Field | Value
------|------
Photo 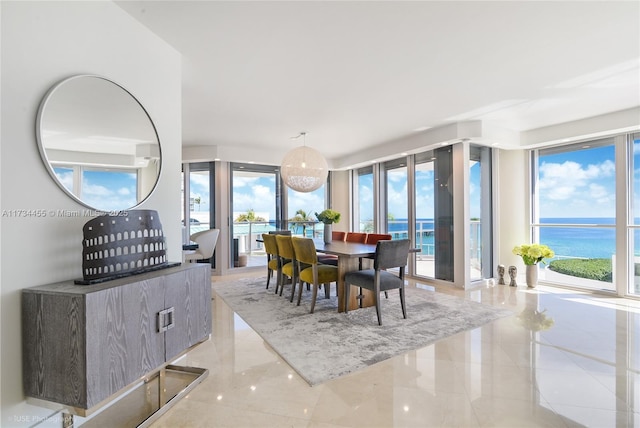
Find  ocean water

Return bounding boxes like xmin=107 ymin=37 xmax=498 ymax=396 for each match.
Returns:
xmin=387 ymin=217 xmax=628 ymax=260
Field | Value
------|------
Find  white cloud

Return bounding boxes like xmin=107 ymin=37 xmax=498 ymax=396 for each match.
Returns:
xmin=539 ymin=159 xmax=615 ymax=201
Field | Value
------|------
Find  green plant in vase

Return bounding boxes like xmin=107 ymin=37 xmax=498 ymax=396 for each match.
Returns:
xmin=315 ymin=209 xmax=341 ymax=244
xmin=512 ymin=243 xmax=554 ymax=288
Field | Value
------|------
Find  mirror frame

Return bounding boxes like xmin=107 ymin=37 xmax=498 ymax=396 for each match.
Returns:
xmin=36 ymin=75 xmax=162 ymax=212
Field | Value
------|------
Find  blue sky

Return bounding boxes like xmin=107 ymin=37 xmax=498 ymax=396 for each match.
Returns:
xmin=538 ymin=145 xmax=616 ymax=218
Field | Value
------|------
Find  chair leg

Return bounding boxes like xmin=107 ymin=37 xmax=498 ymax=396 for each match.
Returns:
xmin=290 ymin=277 xmax=297 ymax=302
xmin=297 ymin=279 xmax=304 ymax=306
xmin=277 ymin=270 xmax=284 ymax=295
xmin=274 ymin=268 xmax=282 ymax=295
xmin=266 ymin=269 xmax=272 ymax=289
xmin=324 ymin=283 xmax=330 ymax=299
xmin=400 ymin=287 xmax=407 ymax=319
xmin=310 ymin=284 xmax=319 ymax=313
xmin=374 ymin=293 xmax=382 ymax=326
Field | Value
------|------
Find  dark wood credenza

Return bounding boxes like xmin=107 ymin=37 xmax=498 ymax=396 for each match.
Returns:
xmin=22 ymin=263 xmax=211 ymax=424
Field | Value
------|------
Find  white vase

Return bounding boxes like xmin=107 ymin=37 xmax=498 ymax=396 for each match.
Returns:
xmin=324 ymin=224 xmax=332 ymax=244
xmin=526 ymin=264 xmax=538 ymax=288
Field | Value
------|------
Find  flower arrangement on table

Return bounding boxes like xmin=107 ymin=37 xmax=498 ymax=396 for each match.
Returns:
xmin=512 ymin=243 xmax=555 ymax=265
xmin=315 ymin=209 xmax=341 ymax=224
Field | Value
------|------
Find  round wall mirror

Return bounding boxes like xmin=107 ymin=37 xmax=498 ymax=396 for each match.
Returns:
xmin=36 ymin=75 xmax=162 ymax=212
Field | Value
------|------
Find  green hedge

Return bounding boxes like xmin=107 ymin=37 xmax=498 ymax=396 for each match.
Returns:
xmin=548 ymin=258 xmax=612 ymax=282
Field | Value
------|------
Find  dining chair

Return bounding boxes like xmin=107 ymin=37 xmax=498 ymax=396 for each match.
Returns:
xmin=361 ymin=233 xmax=392 ymax=270
xmin=261 ymin=233 xmax=281 ymax=291
xmin=345 ymin=232 xmax=367 ymax=243
xmin=344 ymin=239 xmax=410 ymax=325
xmin=183 ymin=228 xmax=220 ymax=263
xmin=291 ymin=237 xmax=339 ymax=313
xmin=331 ymin=231 xmax=346 ymax=241
xmin=275 ymin=234 xmax=299 ymax=301
xmin=269 ymin=230 xmax=292 ymax=236
xmin=365 ymin=233 xmax=392 ymax=245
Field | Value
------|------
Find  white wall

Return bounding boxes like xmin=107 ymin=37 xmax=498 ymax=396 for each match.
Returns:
xmin=330 ymin=170 xmax=350 ymax=233
xmin=495 ymin=149 xmax=529 ymax=273
xmin=0 ymin=2 xmax=181 ymax=425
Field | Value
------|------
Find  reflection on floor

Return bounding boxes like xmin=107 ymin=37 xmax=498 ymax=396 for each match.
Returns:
xmin=151 ymin=271 xmax=639 ymax=428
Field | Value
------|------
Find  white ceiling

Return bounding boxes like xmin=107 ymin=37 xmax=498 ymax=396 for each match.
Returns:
xmin=116 ymin=1 xmax=640 ymax=167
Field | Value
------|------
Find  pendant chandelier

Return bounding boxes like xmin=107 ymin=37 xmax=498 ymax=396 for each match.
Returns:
xmin=280 ymin=132 xmax=328 ymax=193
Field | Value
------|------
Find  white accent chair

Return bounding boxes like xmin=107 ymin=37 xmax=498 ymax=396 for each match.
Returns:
xmin=184 ymin=229 xmax=220 ymax=263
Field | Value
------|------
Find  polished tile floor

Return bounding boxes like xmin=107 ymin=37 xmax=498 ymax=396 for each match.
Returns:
xmin=152 ymin=271 xmax=640 ymax=428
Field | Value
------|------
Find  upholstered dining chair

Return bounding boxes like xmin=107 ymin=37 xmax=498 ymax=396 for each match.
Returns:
xmin=261 ymin=233 xmax=281 ymax=291
xmin=291 ymin=237 xmax=339 ymax=313
xmin=269 ymin=230 xmax=292 ymax=236
xmin=345 ymin=232 xmax=367 ymax=243
xmin=183 ymin=228 xmax=220 ymax=263
xmin=331 ymin=231 xmax=346 ymax=241
xmin=344 ymin=239 xmax=410 ymax=325
xmin=275 ymin=234 xmax=298 ymax=301
xmin=365 ymin=233 xmax=392 ymax=245
xmin=361 ymin=233 xmax=393 ymax=270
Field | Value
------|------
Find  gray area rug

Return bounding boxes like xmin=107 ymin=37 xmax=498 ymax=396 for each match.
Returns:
xmin=212 ymin=277 xmax=513 ymax=386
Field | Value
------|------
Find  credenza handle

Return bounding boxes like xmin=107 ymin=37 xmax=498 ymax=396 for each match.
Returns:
xmin=166 ymin=307 xmax=175 ymax=330
xmin=158 ymin=307 xmax=176 ymax=332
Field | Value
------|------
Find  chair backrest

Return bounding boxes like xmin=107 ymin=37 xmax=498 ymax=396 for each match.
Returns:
xmin=190 ymin=228 xmax=220 ymax=259
xmin=374 ymin=239 xmax=410 ymax=271
xmin=365 ymin=233 xmax=392 ymax=245
xmin=291 ymin=237 xmax=318 ymax=265
xmin=331 ymin=231 xmax=346 ymax=241
xmin=275 ymin=234 xmax=295 ymax=260
xmin=345 ymin=232 xmax=367 ymax=243
xmin=269 ymin=230 xmax=292 ymax=236
xmin=262 ymin=233 xmax=278 ymax=256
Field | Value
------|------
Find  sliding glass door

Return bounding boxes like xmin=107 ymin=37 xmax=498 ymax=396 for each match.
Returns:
xmin=354 ymin=166 xmax=374 ymax=233
xmin=230 ymin=163 xmax=280 ymax=268
xmin=629 ymin=132 xmax=640 ymax=296
xmin=414 ymin=152 xmax=435 ymax=278
xmin=469 ymin=145 xmax=492 ymax=281
xmin=382 ymin=158 xmax=408 ymax=239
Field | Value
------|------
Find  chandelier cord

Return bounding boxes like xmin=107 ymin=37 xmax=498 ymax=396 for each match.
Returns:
xmin=291 ymin=131 xmax=307 ymax=146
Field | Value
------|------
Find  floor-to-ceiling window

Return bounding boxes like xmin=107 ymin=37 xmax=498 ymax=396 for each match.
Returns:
xmin=183 ymin=162 xmax=214 ymax=234
xmin=351 ymin=147 xmax=458 ymax=283
xmin=414 ymin=152 xmax=435 ymax=278
xmin=230 ymin=163 xmax=280 ymax=268
xmin=629 ymin=132 xmax=640 ymax=296
xmin=469 ymin=145 xmax=492 ymax=281
xmin=532 ymin=139 xmax=616 ymax=292
xmin=354 ymin=166 xmax=374 ymax=233
xmin=181 ymin=161 xmax=216 ymax=268
xmin=382 ymin=158 xmax=408 ymax=239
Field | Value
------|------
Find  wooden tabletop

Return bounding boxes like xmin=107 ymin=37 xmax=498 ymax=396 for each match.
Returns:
xmin=312 ymin=239 xmax=377 ymax=258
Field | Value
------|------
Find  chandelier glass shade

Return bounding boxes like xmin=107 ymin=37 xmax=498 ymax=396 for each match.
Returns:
xmin=280 ymin=144 xmax=328 ymax=193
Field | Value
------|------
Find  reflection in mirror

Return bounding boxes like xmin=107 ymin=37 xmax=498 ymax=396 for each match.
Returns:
xmin=37 ymin=75 xmax=161 ymax=211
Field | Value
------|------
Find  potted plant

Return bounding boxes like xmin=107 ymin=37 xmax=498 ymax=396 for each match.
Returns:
xmin=512 ymin=243 xmax=555 ymax=288
xmin=315 ymin=209 xmax=341 ymax=243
